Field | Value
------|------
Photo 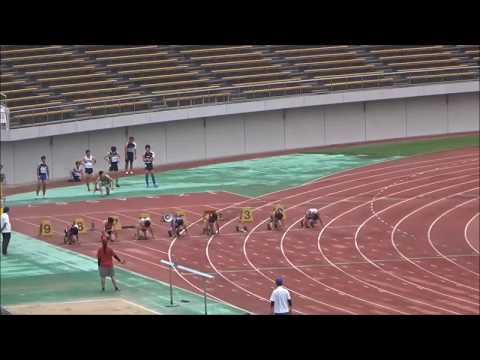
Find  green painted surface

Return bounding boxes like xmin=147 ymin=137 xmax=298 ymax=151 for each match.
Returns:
xmin=0 ymin=232 xmax=247 ymax=315
xmin=302 ymin=134 xmax=479 ymax=157
xmin=6 ymin=153 xmax=400 ymax=206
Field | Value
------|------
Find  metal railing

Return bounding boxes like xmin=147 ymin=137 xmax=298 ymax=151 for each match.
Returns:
xmin=6 ymin=65 xmax=479 ymax=128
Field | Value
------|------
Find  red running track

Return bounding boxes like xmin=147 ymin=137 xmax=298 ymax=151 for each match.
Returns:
xmin=10 ymin=147 xmax=480 ymax=314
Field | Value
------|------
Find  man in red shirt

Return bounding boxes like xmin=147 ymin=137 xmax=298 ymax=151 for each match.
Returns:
xmin=97 ymin=233 xmax=125 ymax=291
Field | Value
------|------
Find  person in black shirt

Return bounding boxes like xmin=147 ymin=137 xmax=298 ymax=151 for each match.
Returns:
xmin=36 ymin=156 xmax=49 ymax=198
xmin=124 ymin=136 xmax=137 ymax=175
xmin=105 ymin=146 xmax=120 ymax=187
xmin=143 ymin=145 xmax=158 ymax=188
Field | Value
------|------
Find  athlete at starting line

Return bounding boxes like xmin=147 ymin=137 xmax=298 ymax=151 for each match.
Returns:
xmin=267 ymin=207 xmax=284 ymax=230
xmin=104 ymin=217 xmax=118 ymax=242
xmin=94 ymin=171 xmax=113 ymax=196
xmin=300 ymin=208 xmax=324 ymax=228
xmin=64 ymin=222 xmax=79 ymax=245
xmin=136 ymin=217 xmax=154 ymax=240
xmin=166 ymin=213 xmax=187 ymax=237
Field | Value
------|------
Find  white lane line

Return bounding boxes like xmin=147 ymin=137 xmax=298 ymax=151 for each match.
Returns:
xmin=428 ymin=198 xmax=479 ymax=276
xmin=276 ymin=170 xmax=479 ymax=313
xmin=221 ymin=190 xmax=255 ymax=199
xmin=119 ymin=298 xmax=162 ymax=315
xmin=209 ymin=157 xmax=477 ymax=313
xmin=316 ymin=173 xmax=478 ymax=314
xmin=387 ymin=186 xmax=480 ymax=294
xmin=213 ymin=254 xmax=479 ymax=274
xmin=169 ymin=152 xmax=475 ymax=313
xmin=464 ymin=213 xmax=480 ymax=254
xmin=80 ymin=213 xmax=170 ymax=255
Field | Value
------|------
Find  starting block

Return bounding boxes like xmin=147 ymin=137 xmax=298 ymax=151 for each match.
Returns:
xmin=176 ymin=210 xmax=188 ymax=225
xmin=39 ymin=220 xmax=53 ymax=236
xmin=175 ymin=210 xmax=186 ymax=217
xmin=139 ymin=213 xmax=150 ymax=220
xmin=74 ymin=218 xmax=87 ymax=234
xmin=111 ymin=216 xmax=122 ymax=231
xmin=236 ymin=225 xmax=249 ymax=233
xmin=240 ymin=207 xmax=253 ymax=224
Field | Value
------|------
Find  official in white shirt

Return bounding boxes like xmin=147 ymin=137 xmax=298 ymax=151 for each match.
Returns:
xmin=1 ymin=207 xmax=12 ymax=256
xmin=270 ymin=277 xmax=292 ymax=315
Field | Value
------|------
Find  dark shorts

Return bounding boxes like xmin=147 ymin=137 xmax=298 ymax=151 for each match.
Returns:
xmin=144 ymin=163 xmax=153 ymax=171
xmin=109 ymin=163 xmax=119 ymax=172
xmin=85 ymin=168 xmax=94 ymax=175
xmin=126 ymin=153 xmax=134 ymax=162
xmin=175 ymin=219 xmax=184 ymax=227
xmin=275 ymin=213 xmax=283 ymax=221
xmin=106 ymin=230 xmax=113 ymax=236
xmin=38 ymin=173 xmax=48 ymax=182
xmin=99 ymin=266 xmax=115 ymax=278
xmin=70 ymin=227 xmax=79 ymax=236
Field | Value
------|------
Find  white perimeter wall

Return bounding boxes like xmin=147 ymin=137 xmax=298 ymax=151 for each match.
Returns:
xmin=2 ymin=93 xmax=478 ymax=185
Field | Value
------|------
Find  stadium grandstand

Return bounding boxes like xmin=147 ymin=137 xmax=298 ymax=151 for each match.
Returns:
xmin=1 ymin=45 xmax=479 ymax=128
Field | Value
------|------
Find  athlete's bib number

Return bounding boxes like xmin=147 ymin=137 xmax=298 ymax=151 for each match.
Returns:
xmin=240 ymin=208 xmax=253 ymax=223
xmin=40 ymin=220 xmax=53 ymax=236
xmin=74 ymin=218 xmax=86 ymax=233
xmin=111 ymin=216 xmax=122 ymax=231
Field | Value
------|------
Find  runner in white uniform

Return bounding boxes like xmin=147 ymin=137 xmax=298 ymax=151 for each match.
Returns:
xmin=82 ymin=149 xmax=96 ymax=192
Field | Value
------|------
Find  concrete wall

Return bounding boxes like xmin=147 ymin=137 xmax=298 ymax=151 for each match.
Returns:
xmin=1 ymin=92 xmax=478 ymax=185
xmin=245 ymin=111 xmax=284 ymax=153
xmin=365 ymin=99 xmax=406 ymax=141
xmin=206 ymin=114 xmax=245 ymax=158
xmin=406 ymin=95 xmax=448 ymax=136
xmin=447 ymin=92 xmax=480 ymax=133
xmin=285 ymin=107 xmax=325 ymax=149
xmin=325 ymin=102 xmax=365 ymax=145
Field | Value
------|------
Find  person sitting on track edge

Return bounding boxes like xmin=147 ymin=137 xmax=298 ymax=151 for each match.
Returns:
xmin=267 ymin=207 xmax=284 ymax=230
xmin=104 ymin=217 xmax=117 ymax=242
xmin=300 ymin=208 xmax=323 ymax=229
xmin=64 ymin=222 xmax=80 ymax=245
xmin=136 ymin=217 xmax=154 ymax=240
xmin=168 ymin=214 xmax=187 ymax=237
xmin=94 ymin=171 xmax=113 ymax=196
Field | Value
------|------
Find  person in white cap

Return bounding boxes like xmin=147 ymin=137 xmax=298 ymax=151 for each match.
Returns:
xmin=270 ymin=277 xmax=292 ymax=315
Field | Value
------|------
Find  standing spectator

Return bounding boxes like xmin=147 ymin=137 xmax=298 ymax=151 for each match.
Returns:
xmin=36 ymin=155 xmax=49 ymax=198
xmin=124 ymin=136 xmax=137 ymax=175
xmin=1 ymin=207 xmax=12 ymax=256
xmin=270 ymin=277 xmax=292 ymax=315
xmin=97 ymin=233 xmax=125 ymax=291
xmin=142 ymin=144 xmax=158 ymax=188
xmin=105 ymin=146 xmax=121 ymax=187
xmin=82 ymin=149 xmax=96 ymax=192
